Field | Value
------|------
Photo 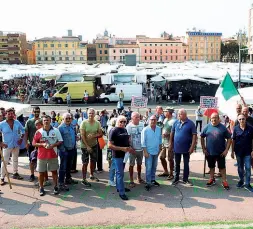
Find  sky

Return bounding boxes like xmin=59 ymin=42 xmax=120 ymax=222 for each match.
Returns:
xmin=0 ymin=0 xmax=252 ymax=42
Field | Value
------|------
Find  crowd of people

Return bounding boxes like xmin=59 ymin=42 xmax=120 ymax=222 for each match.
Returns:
xmin=0 ymin=103 xmax=253 ymax=201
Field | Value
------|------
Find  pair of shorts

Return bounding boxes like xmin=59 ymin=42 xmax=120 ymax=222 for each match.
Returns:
xmin=27 ymin=145 xmax=35 ymax=161
xmin=81 ymin=145 xmax=98 ymax=164
xmin=207 ymin=155 xmax=226 ymax=169
xmin=129 ymin=150 xmax=143 ymax=166
xmin=37 ymin=158 xmax=59 ymax=173
xmin=160 ymin=146 xmax=174 ymax=161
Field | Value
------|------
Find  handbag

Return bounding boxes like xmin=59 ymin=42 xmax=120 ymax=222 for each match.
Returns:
xmin=98 ymin=137 xmax=106 ymax=149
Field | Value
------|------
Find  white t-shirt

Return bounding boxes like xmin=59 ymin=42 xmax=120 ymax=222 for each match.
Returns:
xmin=84 ymin=92 xmax=89 ymax=98
xmin=178 ymin=91 xmax=182 ymax=98
xmin=126 ymin=122 xmax=144 ymax=151
xmin=195 ymin=109 xmax=203 ymax=121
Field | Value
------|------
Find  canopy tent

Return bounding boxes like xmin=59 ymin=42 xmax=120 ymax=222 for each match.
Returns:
xmin=0 ymin=101 xmax=30 ymax=116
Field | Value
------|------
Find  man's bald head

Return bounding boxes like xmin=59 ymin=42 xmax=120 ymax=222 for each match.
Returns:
xmin=242 ymin=106 xmax=249 ymax=118
xmin=178 ymin=109 xmax=187 ymax=121
xmin=236 ymin=104 xmax=242 ymax=115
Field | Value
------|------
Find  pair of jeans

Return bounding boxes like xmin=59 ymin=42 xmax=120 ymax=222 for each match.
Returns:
xmin=114 ymin=157 xmax=125 ymax=195
xmin=71 ymin=148 xmax=77 ymax=171
xmin=96 ymin=148 xmax=103 ymax=171
xmin=59 ymin=150 xmax=74 ymax=184
xmin=175 ymin=153 xmax=190 ymax=181
xmin=195 ymin=120 xmax=202 ymax=132
xmin=145 ymin=154 xmax=158 ymax=185
xmin=236 ymin=155 xmax=251 ymax=186
xmin=109 ymin=158 xmax=116 ymax=182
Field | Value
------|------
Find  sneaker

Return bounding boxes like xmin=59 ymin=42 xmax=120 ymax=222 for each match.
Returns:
xmin=70 ymin=170 xmax=78 ymax=173
xmin=90 ymin=176 xmax=99 ymax=182
xmin=117 ymin=188 xmax=131 ymax=192
xmin=119 ymin=194 xmax=129 ymax=200
xmin=0 ymin=178 xmax=5 ymax=186
xmin=39 ymin=187 xmax=45 ymax=196
xmin=222 ymin=181 xmax=230 ymax=190
xmin=183 ymin=180 xmax=193 ymax=186
xmin=108 ymin=180 xmax=116 ymax=187
xmin=12 ymin=173 xmax=23 ymax=180
xmin=244 ymin=184 xmax=253 ymax=192
xmin=145 ymin=184 xmax=151 ymax=191
xmin=43 ymin=180 xmax=51 ymax=186
xmin=65 ymin=178 xmax=78 ymax=185
xmin=53 ymin=186 xmax=59 ymax=195
xmin=151 ymin=180 xmax=160 ymax=187
xmin=206 ymin=178 xmax=216 ymax=187
xmin=81 ymin=179 xmax=91 ymax=187
xmin=29 ymin=174 xmax=35 ymax=182
xmin=59 ymin=184 xmax=70 ymax=192
xmin=97 ymin=170 xmax=103 ymax=174
xmin=172 ymin=178 xmax=179 ymax=186
xmin=236 ymin=181 xmax=244 ymax=189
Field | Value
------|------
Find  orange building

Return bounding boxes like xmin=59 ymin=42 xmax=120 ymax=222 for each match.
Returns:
xmin=27 ymin=41 xmax=36 ymax=64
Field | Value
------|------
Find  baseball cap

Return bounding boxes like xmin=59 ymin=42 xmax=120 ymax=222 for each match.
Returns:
xmin=164 ymin=107 xmax=174 ymax=113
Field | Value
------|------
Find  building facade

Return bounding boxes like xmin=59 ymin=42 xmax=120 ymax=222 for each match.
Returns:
xmin=95 ymin=38 xmax=109 ymax=63
xmin=87 ymin=44 xmax=96 ymax=64
xmin=34 ymin=37 xmax=87 ymax=64
xmin=0 ymin=31 xmax=27 ymax=64
xmin=137 ymin=38 xmax=188 ymax=63
xmin=27 ymin=41 xmax=36 ymax=65
xmin=185 ymin=31 xmax=222 ymax=62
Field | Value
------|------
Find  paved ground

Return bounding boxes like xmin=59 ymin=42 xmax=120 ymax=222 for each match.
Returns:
xmin=0 ymin=146 xmax=253 ymax=229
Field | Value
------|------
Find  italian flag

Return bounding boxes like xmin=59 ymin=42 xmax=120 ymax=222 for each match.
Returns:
xmin=215 ymin=72 xmax=241 ymax=120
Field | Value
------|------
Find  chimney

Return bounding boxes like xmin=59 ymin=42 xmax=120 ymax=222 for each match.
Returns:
xmin=78 ymin=35 xmax=82 ymax=41
xmin=67 ymin=30 xmax=73 ymax=36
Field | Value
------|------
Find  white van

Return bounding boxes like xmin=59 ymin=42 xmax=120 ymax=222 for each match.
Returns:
xmin=99 ymin=84 xmax=143 ymax=103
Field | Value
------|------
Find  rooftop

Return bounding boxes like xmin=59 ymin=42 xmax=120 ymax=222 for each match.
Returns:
xmin=138 ymin=38 xmax=183 ymax=43
xmin=34 ymin=36 xmax=81 ymax=42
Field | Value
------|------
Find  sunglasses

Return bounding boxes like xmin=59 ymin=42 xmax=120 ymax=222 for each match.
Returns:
xmin=34 ymin=111 xmax=40 ymax=113
xmin=238 ymin=118 xmax=245 ymax=121
xmin=65 ymin=117 xmax=71 ymax=120
xmin=120 ymin=120 xmax=126 ymax=124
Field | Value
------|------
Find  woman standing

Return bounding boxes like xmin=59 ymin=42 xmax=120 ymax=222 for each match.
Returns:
xmin=108 ymin=115 xmax=135 ymax=200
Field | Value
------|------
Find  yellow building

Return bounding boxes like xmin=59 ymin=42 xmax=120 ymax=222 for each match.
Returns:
xmin=185 ymin=31 xmax=222 ymax=62
xmin=34 ymin=36 xmax=87 ymax=64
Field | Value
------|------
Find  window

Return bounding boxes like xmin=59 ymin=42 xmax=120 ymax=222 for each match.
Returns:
xmin=123 ymin=49 xmax=125 ymax=53
xmin=45 ymin=51 xmax=47 ymax=55
xmin=145 ymin=56 xmax=147 ymax=60
xmin=113 ymin=49 xmax=116 ymax=53
xmin=73 ymin=57 xmax=75 ymax=61
xmin=51 ymin=57 xmax=55 ymax=61
xmin=184 ymin=56 xmax=186 ymax=60
xmin=104 ymin=50 xmax=108 ymax=54
xmin=155 ymin=56 xmax=157 ymax=60
xmin=38 ymin=51 xmax=40 ymax=55
xmin=184 ymin=49 xmax=186 ymax=53
xmin=150 ymin=56 xmax=152 ymax=60
xmin=66 ymin=51 xmax=68 ymax=55
xmin=171 ymin=56 xmax=173 ymax=61
xmin=196 ymin=43 xmax=198 ymax=47
xmin=73 ymin=51 xmax=75 ymax=55
xmin=145 ymin=49 xmax=147 ymax=53
xmin=45 ymin=57 xmax=48 ymax=61
xmin=176 ymin=49 xmax=178 ymax=53
xmin=196 ymin=50 xmax=198 ymax=54
xmin=72 ymin=44 xmax=74 ymax=48
xmin=59 ymin=51 xmax=61 ymax=55
xmin=126 ymin=49 xmax=128 ymax=53
xmin=44 ymin=44 xmax=48 ymax=48
xmin=211 ymin=43 xmax=213 ymax=47
xmin=114 ymin=56 xmax=116 ymax=60
xmin=166 ymin=56 xmax=168 ymax=60
xmin=80 ymin=57 xmax=84 ymax=61
xmin=120 ymin=49 xmax=122 ymax=53
xmin=150 ymin=44 xmax=152 ymax=46
xmin=144 ymin=44 xmax=147 ymax=46
xmin=59 ymin=87 xmax=68 ymax=94
xmin=166 ymin=50 xmax=168 ymax=53
xmin=81 ymin=51 xmax=83 ymax=55
xmin=216 ymin=49 xmax=218 ymax=53
xmin=160 ymin=50 xmax=162 ymax=54
xmin=59 ymin=57 xmax=62 ymax=61
xmin=98 ymin=44 xmax=102 ymax=48
xmin=105 ymin=56 xmax=108 ymax=61
xmin=38 ymin=44 xmax=40 ymax=48
xmin=170 ymin=50 xmax=173 ymax=53
xmin=65 ymin=57 xmax=69 ymax=61
xmin=160 ymin=44 xmax=162 ymax=46
xmin=37 ymin=57 xmax=41 ymax=61
xmin=100 ymin=57 xmax=102 ymax=61
xmin=190 ymin=50 xmax=192 ymax=53
xmin=99 ymin=50 xmax=102 ymax=54
xmin=52 ymin=51 xmax=54 ymax=55
xmin=51 ymin=44 xmax=54 ymax=48
xmin=155 ymin=49 xmax=157 ymax=53
xmin=65 ymin=44 xmax=68 ymax=48
xmin=155 ymin=44 xmax=157 ymax=46
xmin=132 ymin=49 xmax=134 ymax=53
xmin=58 ymin=44 xmax=61 ymax=48
xmin=150 ymin=50 xmax=152 ymax=53
xmin=176 ymin=56 xmax=178 ymax=60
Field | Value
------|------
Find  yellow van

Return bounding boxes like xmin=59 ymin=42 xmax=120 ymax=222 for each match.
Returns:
xmin=52 ymin=82 xmax=95 ymax=104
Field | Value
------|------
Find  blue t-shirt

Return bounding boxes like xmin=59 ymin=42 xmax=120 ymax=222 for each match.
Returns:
xmin=171 ymin=118 xmax=197 ymax=154
xmin=201 ymin=123 xmax=231 ymax=156
xmin=232 ymin=124 xmax=253 ymax=157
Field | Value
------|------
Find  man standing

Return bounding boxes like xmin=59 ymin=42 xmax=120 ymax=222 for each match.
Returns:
xmin=158 ymin=107 xmax=176 ymax=180
xmin=169 ymin=109 xmax=197 ymax=186
xmin=178 ymin=90 xmax=182 ymax=104
xmin=0 ymin=108 xmax=25 ymax=185
xmin=126 ymin=107 xmax=133 ymax=122
xmin=119 ymin=90 xmax=124 ymax=102
xmin=80 ymin=108 xmax=103 ymax=187
xmin=201 ymin=113 xmax=231 ymax=190
xmin=43 ymin=90 xmax=49 ymax=104
xmin=84 ymin=90 xmax=89 ymax=104
xmin=66 ymin=92 xmax=71 ymax=107
xmin=58 ymin=113 xmax=78 ymax=191
xmin=25 ymin=106 xmax=41 ymax=182
xmin=155 ymin=106 xmax=165 ymax=123
xmin=141 ymin=115 xmax=162 ymax=191
xmin=231 ymin=114 xmax=253 ymax=192
xmin=32 ymin=115 xmax=63 ymax=196
xmin=126 ymin=112 xmax=145 ymax=188
xmin=195 ymin=106 xmax=204 ymax=132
